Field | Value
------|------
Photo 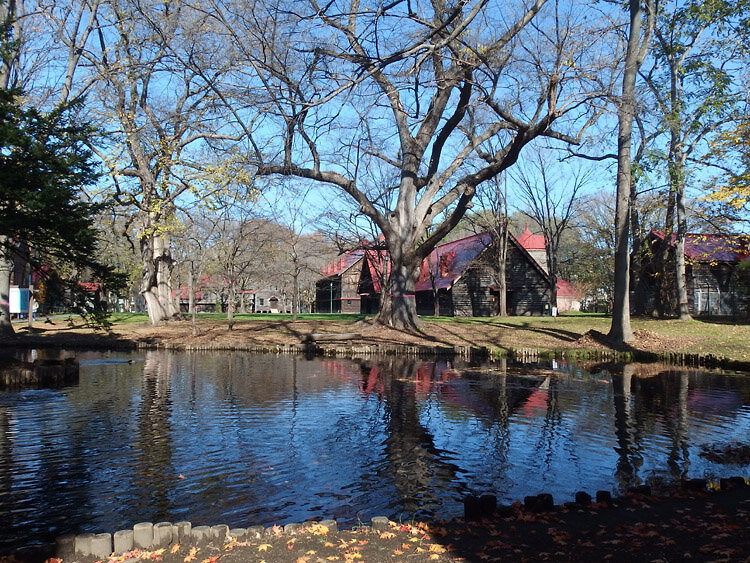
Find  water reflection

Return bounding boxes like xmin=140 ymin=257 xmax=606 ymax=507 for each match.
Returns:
xmin=0 ymin=351 xmax=748 ymax=555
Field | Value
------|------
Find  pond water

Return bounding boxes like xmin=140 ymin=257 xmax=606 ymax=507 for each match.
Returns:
xmin=1 ymin=350 xmax=749 ymax=554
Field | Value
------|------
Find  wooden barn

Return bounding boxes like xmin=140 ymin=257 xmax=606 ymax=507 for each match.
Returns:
xmin=315 ymin=231 xmax=556 ymax=317
xmin=639 ymin=231 xmax=750 ymax=316
xmin=315 ymin=249 xmax=370 ymax=314
xmin=414 ymin=232 xmax=552 ymax=316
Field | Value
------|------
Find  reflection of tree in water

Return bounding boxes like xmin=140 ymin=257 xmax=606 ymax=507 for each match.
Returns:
xmin=612 ymin=368 xmax=644 ymax=489
xmin=373 ymin=358 xmax=463 ymax=520
xmin=134 ymin=351 xmax=176 ymax=520
xmin=530 ymin=376 xmax=564 ymax=469
xmin=363 ymin=358 xmax=546 ymax=520
xmin=632 ymin=369 xmax=690 ymax=481
xmin=0 ymin=406 xmax=12 ymax=550
xmin=611 ymin=365 xmax=692 ymax=489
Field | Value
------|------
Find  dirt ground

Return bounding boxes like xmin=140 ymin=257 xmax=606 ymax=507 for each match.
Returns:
xmin=6 ymin=316 xmax=690 ymax=359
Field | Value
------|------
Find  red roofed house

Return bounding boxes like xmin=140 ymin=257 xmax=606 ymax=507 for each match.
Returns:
xmin=316 ymin=230 xmax=562 ymax=316
xmin=414 ymin=232 xmax=552 ymax=316
xmin=315 ymin=249 xmax=372 ymax=313
xmin=515 ymin=226 xmax=581 ymax=312
xmin=641 ymin=231 xmax=750 ymax=316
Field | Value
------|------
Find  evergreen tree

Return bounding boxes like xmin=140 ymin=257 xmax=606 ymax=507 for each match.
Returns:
xmin=0 ymin=89 xmax=118 ymax=334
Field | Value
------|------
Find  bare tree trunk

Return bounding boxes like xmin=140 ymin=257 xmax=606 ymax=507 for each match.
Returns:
xmin=629 ymin=175 xmax=645 ymax=315
xmin=656 ymin=185 xmax=676 ymax=316
xmin=227 ymin=280 xmax=235 ymax=330
xmin=609 ymin=0 xmax=652 ymax=344
xmin=292 ymin=264 xmax=300 ymax=321
xmin=675 ymin=182 xmax=691 ymax=319
xmin=496 ymin=181 xmax=509 ymax=317
xmin=141 ymin=229 xmax=178 ymax=325
xmin=189 ymin=266 xmax=197 ymax=336
xmin=375 ymin=254 xmax=420 ymax=331
xmin=0 ymin=241 xmax=13 ymax=336
xmin=670 ymin=134 xmax=691 ymax=320
xmin=496 ymin=235 xmax=508 ymax=316
xmin=546 ymin=246 xmax=558 ymax=313
xmin=188 ymin=263 xmax=195 ymax=317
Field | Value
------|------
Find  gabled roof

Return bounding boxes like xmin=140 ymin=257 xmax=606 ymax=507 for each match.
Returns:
xmin=322 ymin=249 xmax=366 ymax=277
xmin=416 ymin=232 xmax=494 ymax=291
xmin=320 ymin=230 xmax=571 ymax=294
xmin=516 ymin=225 xmax=546 ymax=251
xmin=363 ymin=249 xmax=388 ymax=293
xmin=651 ymin=231 xmax=750 ymax=263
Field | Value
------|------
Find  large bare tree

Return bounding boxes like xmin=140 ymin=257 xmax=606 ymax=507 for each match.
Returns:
xmin=206 ymin=0 xmax=615 ymax=329
xmin=43 ymin=0 xmax=240 ymax=325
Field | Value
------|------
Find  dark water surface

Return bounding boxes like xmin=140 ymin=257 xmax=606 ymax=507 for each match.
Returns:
xmin=1 ymin=350 xmax=749 ymax=553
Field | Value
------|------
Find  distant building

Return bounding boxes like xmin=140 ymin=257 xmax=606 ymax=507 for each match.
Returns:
xmin=175 ymin=277 xmax=292 ymax=313
xmin=639 ymin=231 xmax=750 ymax=316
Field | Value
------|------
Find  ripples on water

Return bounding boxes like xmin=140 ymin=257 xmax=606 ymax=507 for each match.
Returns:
xmin=0 ymin=351 xmax=749 ymax=554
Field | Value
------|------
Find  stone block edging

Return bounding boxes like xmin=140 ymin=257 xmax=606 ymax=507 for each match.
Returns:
xmin=53 ymin=475 xmax=749 ymax=562
xmin=55 ymin=518 xmax=343 ymax=561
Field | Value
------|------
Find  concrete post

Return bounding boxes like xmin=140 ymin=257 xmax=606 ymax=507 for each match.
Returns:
xmin=114 ymin=529 xmax=134 ymax=554
xmin=133 ymin=522 xmax=154 ymax=549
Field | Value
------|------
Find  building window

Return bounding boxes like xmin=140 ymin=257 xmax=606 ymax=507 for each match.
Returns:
xmin=259 ymin=298 xmax=264 ymax=306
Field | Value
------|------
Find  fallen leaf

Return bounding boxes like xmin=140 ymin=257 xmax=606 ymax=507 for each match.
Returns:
xmin=170 ymin=544 xmax=180 ymax=554
xmin=308 ymin=523 xmax=329 ymax=535
xmin=258 ymin=544 xmax=272 ymax=552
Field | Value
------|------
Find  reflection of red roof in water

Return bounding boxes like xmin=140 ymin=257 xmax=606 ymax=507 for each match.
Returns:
xmin=522 ymin=377 xmax=551 ymax=416
xmin=522 ymin=389 xmax=549 ymax=416
xmin=687 ymin=389 xmax=743 ymax=413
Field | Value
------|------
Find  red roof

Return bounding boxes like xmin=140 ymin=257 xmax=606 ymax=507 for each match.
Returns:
xmin=322 ymin=249 xmax=367 ymax=276
xmin=651 ymin=231 xmax=750 ymax=263
xmin=416 ymin=232 xmax=493 ymax=291
xmin=516 ymin=226 xmax=546 ymax=251
xmin=556 ymin=279 xmax=580 ymax=298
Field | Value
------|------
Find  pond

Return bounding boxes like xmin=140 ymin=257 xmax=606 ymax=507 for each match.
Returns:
xmin=1 ymin=350 xmax=749 ymax=554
